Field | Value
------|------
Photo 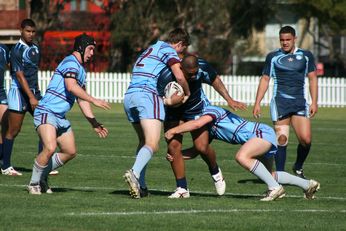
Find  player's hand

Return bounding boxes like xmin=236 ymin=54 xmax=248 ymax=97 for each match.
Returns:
xmin=94 ymin=125 xmax=108 ymax=138
xmin=164 ymin=92 xmax=184 ymax=107
xmin=166 ymin=153 xmax=174 ymax=162
xmin=228 ymin=99 xmax=247 ymax=111
xmin=309 ymin=103 xmax=318 ymax=118
xmin=253 ymin=104 xmax=261 ymax=119
xmin=30 ymin=97 xmax=39 ymax=111
xmin=164 ymin=129 xmax=175 ymax=141
xmin=92 ymin=99 xmax=111 ymax=110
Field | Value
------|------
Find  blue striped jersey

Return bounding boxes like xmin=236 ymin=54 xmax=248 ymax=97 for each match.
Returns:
xmin=10 ymin=39 xmax=40 ymax=90
xmin=0 ymin=44 xmax=9 ymax=95
xmin=37 ymin=54 xmax=86 ymax=117
xmin=126 ymin=40 xmax=180 ymax=95
xmin=262 ymin=48 xmax=316 ymax=99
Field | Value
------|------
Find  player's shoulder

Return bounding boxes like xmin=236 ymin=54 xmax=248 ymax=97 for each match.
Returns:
xmin=0 ymin=43 xmax=9 ymax=52
xmin=267 ymin=48 xmax=282 ymax=58
xmin=296 ymin=48 xmax=314 ymax=57
xmin=58 ymin=55 xmax=81 ymax=71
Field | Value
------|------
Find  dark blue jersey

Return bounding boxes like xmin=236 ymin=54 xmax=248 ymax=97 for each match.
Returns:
xmin=157 ymin=58 xmax=218 ymax=119
xmin=0 ymin=43 xmax=9 ymax=95
xmin=10 ymin=39 xmax=40 ymax=90
xmin=262 ymin=48 xmax=316 ymax=99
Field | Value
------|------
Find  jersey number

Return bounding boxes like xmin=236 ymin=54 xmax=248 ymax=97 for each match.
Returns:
xmin=135 ymin=48 xmax=153 ymax=67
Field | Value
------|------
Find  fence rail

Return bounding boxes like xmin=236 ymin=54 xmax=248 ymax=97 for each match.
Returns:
xmin=4 ymin=71 xmax=346 ymax=107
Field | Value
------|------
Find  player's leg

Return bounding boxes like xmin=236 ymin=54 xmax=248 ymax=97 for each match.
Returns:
xmin=191 ymin=127 xmax=225 ymax=195
xmin=165 ymin=120 xmax=189 ymax=198
xmin=235 ymin=138 xmax=284 ymax=201
xmin=291 ymin=115 xmax=311 ymax=178
xmin=28 ymin=123 xmax=57 ymax=194
xmin=273 ymin=118 xmax=290 ymax=171
xmin=132 ymin=123 xmax=149 ymax=196
xmin=0 ymin=104 xmax=8 ymax=162
xmin=1 ymin=111 xmax=25 ymax=176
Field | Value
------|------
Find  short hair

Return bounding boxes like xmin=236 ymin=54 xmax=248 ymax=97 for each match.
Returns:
xmin=167 ymin=28 xmax=190 ymax=46
xmin=181 ymin=55 xmax=198 ymax=70
xmin=21 ymin=19 xmax=36 ymax=28
xmin=279 ymin=26 xmax=296 ymax=36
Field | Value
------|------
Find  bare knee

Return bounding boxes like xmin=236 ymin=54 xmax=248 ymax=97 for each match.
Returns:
xmin=277 ymin=134 xmax=288 ymax=146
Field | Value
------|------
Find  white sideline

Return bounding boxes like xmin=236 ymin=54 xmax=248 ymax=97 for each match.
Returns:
xmin=67 ymin=209 xmax=346 ymax=216
xmin=0 ymin=183 xmax=345 ymax=201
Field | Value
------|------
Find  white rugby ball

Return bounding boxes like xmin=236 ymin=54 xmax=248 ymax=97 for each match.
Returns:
xmin=164 ymin=81 xmax=184 ymax=98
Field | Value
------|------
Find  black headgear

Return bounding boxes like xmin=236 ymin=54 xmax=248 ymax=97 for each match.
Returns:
xmin=73 ymin=33 xmax=96 ymax=62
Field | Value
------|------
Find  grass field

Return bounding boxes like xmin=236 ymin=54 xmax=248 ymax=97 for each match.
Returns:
xmin=0 ymin=104 xmax=345 ymax=231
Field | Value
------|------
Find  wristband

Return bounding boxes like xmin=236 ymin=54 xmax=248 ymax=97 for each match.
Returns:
xmin=86 ymin=117 xmax=102 ymax=128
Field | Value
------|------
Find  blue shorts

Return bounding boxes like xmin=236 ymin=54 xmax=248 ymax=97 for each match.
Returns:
xmin=270 ymin=97 xmax=309 ymax=121
xmin=34 ymin=110 xmax=71 ymax=137
xmin=8 ymin=88 xmax=42 ymax=115
xmin=238 ymin=123 xmax=277 ymax=158
xmin=124 ymin=91 xmax=165 ymax=123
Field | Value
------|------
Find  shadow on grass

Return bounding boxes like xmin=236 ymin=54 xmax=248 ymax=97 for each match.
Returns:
xmin=13 ymin=166 xmax=32 ymax=173
xmin=237 ymin=179 xmax=264 ymax=184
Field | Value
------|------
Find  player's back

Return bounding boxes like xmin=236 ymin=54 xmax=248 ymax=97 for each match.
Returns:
xmin=127 ymin=40 xmax=180 ymax=95
xmin=38 ymin=55 xmax=85 ymax=116
xmin=10 ymin=40 xmax=40 ymax=90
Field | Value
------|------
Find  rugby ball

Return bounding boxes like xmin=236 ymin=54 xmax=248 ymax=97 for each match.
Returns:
xmin=164 ymin=81 xmax=184 ymax=98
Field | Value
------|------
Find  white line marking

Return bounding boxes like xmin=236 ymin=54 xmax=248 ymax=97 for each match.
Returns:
xmin=1 ymin=183 xmax=345 ymax=201
xmin=67 ymin=208 xmax=346 ymax=216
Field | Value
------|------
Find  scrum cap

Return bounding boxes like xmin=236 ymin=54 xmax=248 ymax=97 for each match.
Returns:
xmin=73 ymin=33 xmax=96 ymax=61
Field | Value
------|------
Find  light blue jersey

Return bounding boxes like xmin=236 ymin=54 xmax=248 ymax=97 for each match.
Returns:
xmin=35 ymin=54 xmax=86 ymax=117
xmin=126 ymin=40 xmax=180 ymax=95
xmin=10 ymin=39 xmax=40 ymax=90
xmin=203 ymin=105 xmax=277 ymax=156
xmin=124 ymin=40 xmax=180 ymax=122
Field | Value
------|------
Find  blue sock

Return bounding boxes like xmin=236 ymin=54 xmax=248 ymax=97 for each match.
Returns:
xmin=139 ymin=164 xmax=147 ymax=189
xmin=208 ymin=164 xmax=219 ymax=176
xmin=132 ymin=145 xmax=153 ymax=178
xmin=275 ymin=145 xmax=287 ymax=171
xmin=294 ymin=144 xmax=311 ymax=170
xmin=2 ymin=138 xmax=14 ymax=169
xmin=37 ymin=139 xmax=43 ymax=154
xmin=176 ymin=177 xmax=187 ymax=189
xmin=0 ymin=143 xmax=3 ymax=160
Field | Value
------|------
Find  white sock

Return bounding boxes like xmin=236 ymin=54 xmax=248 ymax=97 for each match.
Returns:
xmin=250 ymin=160 xmax=280 ymax=190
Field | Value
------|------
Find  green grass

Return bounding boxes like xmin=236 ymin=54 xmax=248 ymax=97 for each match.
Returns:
xmin=0 ymin=104 xmax=345 ymax=231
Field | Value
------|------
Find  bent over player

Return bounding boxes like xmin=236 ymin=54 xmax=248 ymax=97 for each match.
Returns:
xmin=27 ymin=33 xmax=110 ymax=194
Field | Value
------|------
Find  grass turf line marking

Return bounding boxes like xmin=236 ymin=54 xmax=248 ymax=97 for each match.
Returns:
xmin=67 ymin=209 xmax=346 ymax=216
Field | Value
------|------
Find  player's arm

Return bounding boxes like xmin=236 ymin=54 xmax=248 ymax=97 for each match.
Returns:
xmin=308 ymin=71 xmax=318 ymax=118
xmin=171 ymin=63 xmax=190 ymax=102
xmin=165 ymin=115 xmax=212 ymax=140
xmin=253 ymin=75 xmax=270 ymax=118
xmin=77 ymin=99 xmax=109 ymax=138
xmin=212 ymin=75 xmax=247 ymax=111
xmin=15 ymin=71 xmax=38 ymax=110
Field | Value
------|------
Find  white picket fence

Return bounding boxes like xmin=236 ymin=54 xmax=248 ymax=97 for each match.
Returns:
xmin=4 ymin=71 xmax=346 ymax=107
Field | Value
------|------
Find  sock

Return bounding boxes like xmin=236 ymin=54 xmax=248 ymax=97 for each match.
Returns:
xmin=208 ymin=164 xmax=219 ymax=176
xmin=250 ymin=160 xmax=280 ymax=190
xmin=275 ymin=145 xmax=287 ymax=171
xmin=132 ymin=145 xmax=153 ymax=178
xmin=1 ymin=138 xmax=14 ymax=169
xmin=176 ymin=177 xmax=187 ymax=189
xmin=139 ymin=164 xmax=147 ymax=189
xmin=41 ymin=153 xmax=64 ymax=179
xmin=30 ymin=160 xmax=47 ymax=184
xmin=294 ymin=144 xmax=311 ymax=170
xmin=275 ymin=171 xmax=309 ymax=190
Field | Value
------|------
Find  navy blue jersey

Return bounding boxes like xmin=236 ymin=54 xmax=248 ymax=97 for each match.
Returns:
xmin=0 ymin=43 xmax=9 ymax=96
xmin=157 ymin=58 xmax=218 ymax=120
xmin=10 ymin=39 xmax=40 ymax=90
xmin=262 ymin=48 xmax=316 ymax=100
